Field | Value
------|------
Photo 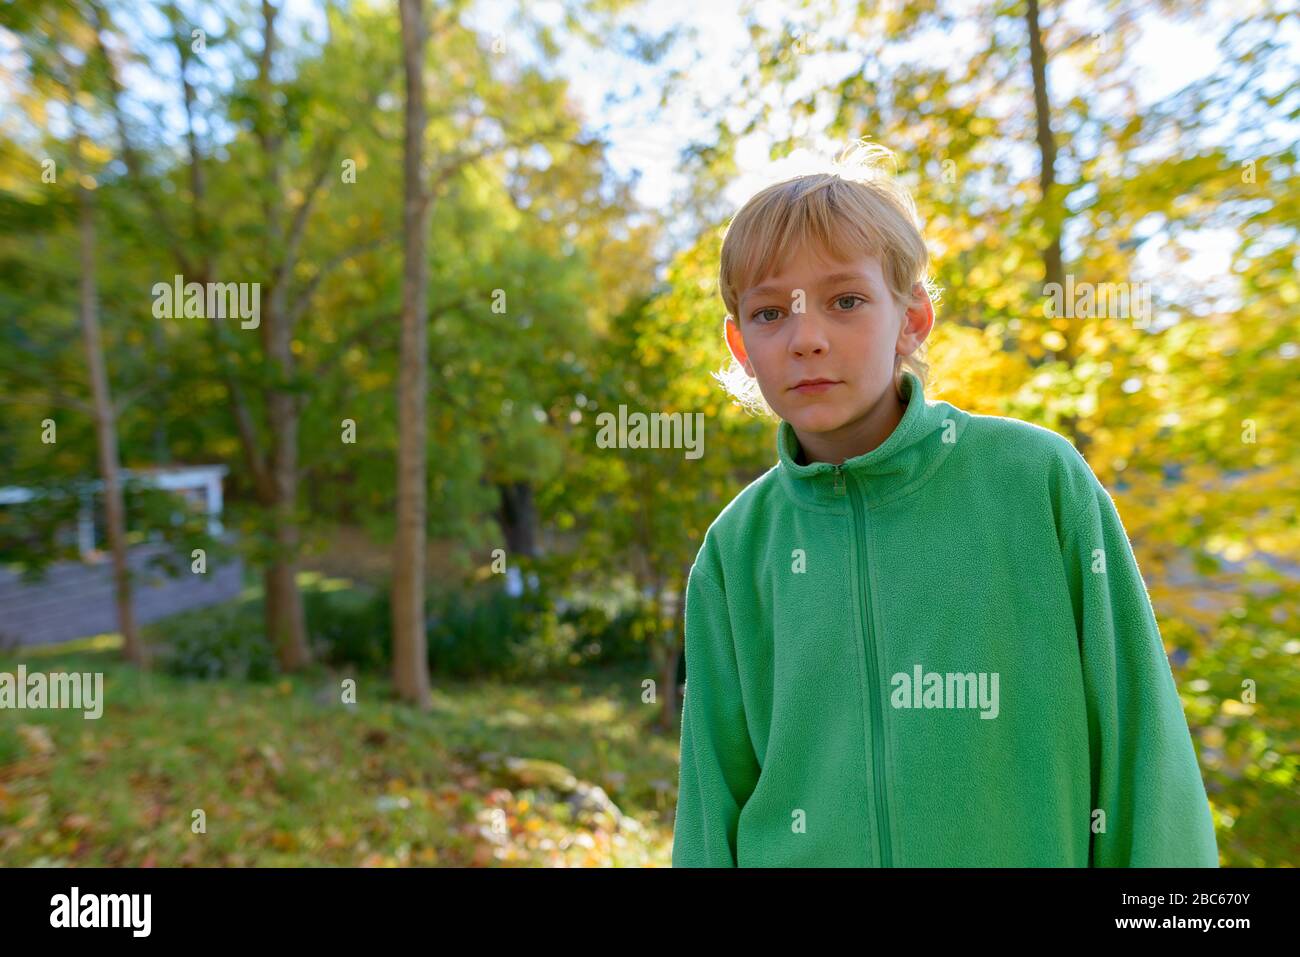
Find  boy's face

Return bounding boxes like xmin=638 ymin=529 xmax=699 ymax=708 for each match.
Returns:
xmin=725 ymin=244 xmax=933 ymax=437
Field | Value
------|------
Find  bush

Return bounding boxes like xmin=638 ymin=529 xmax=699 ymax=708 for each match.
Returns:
xmin=425 ymin=581 xmax=528 ymax=678
xmin=305 ymin=586 xmax=390 ymax=671
xmin=145 ymin=575 xmax=663 ymax=684
xmin=425 ymin=576 xmax=656 ymax=680
xmin=148 ymin=601 xmax=277 ymax=682
xmin=148 ymin=581 xmax=387 ymax=681
xmin=558 ymin=598 xmax=659 ymax=667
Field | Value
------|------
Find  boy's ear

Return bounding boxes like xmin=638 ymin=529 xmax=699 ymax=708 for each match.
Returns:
xmin=896 ymin=282 xmax=934 ymax=357
xmin=724 ymin=315 xmax=754 ymax=375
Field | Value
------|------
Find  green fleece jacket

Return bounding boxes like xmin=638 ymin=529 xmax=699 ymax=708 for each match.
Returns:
xmin=672 ymin=369 xmax=1219 ymax=867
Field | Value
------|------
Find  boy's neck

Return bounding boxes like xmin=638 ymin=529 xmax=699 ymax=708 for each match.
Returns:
xmin=792 ymin=383 xmax=907 ymax=466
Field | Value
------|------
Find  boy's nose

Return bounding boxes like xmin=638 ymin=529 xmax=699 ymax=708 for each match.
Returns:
xmin=788 ymin=312 xmax=830 ymax=356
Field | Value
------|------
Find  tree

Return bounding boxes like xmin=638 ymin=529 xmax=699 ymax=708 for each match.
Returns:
xmin=393 ymin=0 xmax=433 ymax=708
xmin=68 ymin=93 xmax=146 ymax=667
xmin=86 ymin=0 xmax=400 ymax=671
xmin=2 ymin=1 xmax=148 ymax=665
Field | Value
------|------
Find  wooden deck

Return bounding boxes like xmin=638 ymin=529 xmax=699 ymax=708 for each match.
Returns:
xmin=0 ymin=541 xmax=242 ymax=649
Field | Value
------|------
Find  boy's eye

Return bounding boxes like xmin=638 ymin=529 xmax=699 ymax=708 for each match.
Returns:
xmin=751 ymin=296 xmax=865 ymax=322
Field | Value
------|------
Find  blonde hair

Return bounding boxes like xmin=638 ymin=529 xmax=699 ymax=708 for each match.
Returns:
xmin=713 ymin=140 xmax=939 ymax=417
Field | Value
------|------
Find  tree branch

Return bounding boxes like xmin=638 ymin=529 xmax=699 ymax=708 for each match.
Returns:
xmin=88 ymin=0 xmax=194 ymax=276
xmin=0 ymin=393 xmax=93 ymax=416
xmin=429 ymin=119 xmax=581 ymax=195
xmin=287 ymin=235 xmax=395 ymax=327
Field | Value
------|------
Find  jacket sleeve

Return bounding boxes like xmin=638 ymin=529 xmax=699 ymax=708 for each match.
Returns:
xmin=671 ymin=563 xmax=761 ymax=867
xmin=1060 ymin=471 xmax=1219 ymax=867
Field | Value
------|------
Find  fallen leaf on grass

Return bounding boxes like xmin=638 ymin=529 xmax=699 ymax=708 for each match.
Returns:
xmin=60 ymin=813 xmax=94 ymax=833
xmin=18 ymin=724 xmax=55 ymax=756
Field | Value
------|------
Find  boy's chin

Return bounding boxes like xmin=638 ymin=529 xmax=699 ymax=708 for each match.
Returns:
xmin=778 ymin=405 xmax=855 ymax=434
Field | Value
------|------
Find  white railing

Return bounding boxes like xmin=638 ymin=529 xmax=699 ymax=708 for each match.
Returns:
xmin=0 ymin=465 xmax=228 ymax=558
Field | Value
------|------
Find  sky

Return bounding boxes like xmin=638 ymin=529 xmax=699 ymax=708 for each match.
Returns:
xmin=3 ymin=0 xmax=1294 ymax=310
xmin=470 ymin=1 xmax=1249 ymax=202
xmin=464 ymin=0 xmax=1295 ymax=312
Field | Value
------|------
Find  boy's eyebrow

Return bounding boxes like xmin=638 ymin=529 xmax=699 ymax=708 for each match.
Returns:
xmin=742 ymin=270 xmax=875 ymax=304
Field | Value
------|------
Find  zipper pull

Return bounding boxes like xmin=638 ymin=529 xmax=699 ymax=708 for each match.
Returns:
xmin=832 ymin=464 xmax=846 ymax=495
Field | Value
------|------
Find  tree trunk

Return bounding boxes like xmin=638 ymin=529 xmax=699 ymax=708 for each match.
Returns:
xmin=263 ymin=277 xmax=311 ymax=670
xmin=1026 ymin=0 xmax=1088 ymax=455
xmin=1027 ymin=0 xmax=1063 ymax=300
xmin=263 ymin=422 xmax=309 ymax=673
xmin=392 ymin=0 xmax=433 ymax=709
xmin=264 ymin=559 xmax=307 ymax=668
xmin=660 ymin=642 xmax=682 ymax=733
xmin=657 ymin=563 xmax=691 ymax=731
xmin=249 ymin=0 xmax=311 ymax=673
xmin=73 ymin=131 xmax=146 ymax=667
xmin=497 ymin=480 xmax=540 ymax=558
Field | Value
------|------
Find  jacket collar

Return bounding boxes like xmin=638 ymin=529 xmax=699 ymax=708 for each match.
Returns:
xmin=775 ymin=368 xmax=965 ymax=510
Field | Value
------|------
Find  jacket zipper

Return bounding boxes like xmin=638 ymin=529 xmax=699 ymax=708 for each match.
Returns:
xmin=833 ymin=463 xmax=893 ymax=867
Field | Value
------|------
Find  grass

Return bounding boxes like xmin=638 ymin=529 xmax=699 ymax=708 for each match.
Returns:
xmin=0 ymin=639 xmax=679 ymax=867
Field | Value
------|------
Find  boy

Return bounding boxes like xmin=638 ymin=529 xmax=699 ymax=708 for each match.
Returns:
xmin=671 ymin=141 xmax=1219 ymax=867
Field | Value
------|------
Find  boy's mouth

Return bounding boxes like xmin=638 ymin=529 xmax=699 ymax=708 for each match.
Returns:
xmin=790 ymin=378 xmax=841 ymax=394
